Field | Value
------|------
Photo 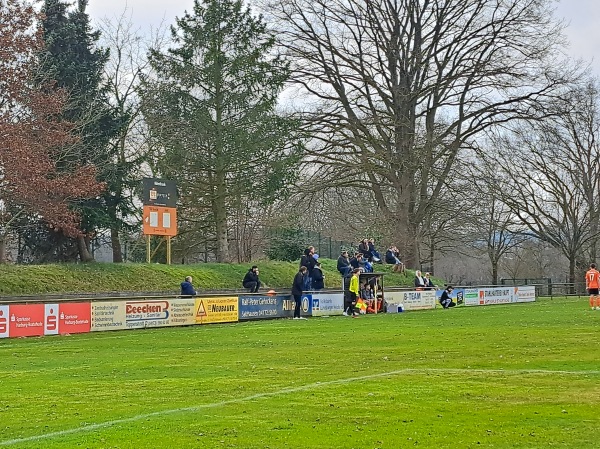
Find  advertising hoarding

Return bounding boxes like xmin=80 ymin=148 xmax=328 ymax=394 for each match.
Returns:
xmin=385 ymin=290 xmax=436 ymax=312
xmin=195 ymin=297 xmax=239 ymax=324
xmin=310 ymin=292 xmax=344 ymax=317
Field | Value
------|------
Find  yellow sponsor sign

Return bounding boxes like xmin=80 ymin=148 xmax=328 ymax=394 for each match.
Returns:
xmin=194 ymin=297 xmax=239 ymax=324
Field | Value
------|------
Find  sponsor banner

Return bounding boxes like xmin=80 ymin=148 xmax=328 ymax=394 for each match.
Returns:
xmin=386 ymin=290 xmax=436 ymax=312
xmin=514 ymin=286 xmax=536 ymax=303
xmin=435 ymin=289 xmax=465 ymax=307
xmin=0 ymin=305 xmax=9 ymax=338
xmin=464 ymin=288 xmax=480 ymax=306
xmin=478 ymin=287 xmax=513 ymax=305
xmin=58 ymin=303 xmax=91 ymax=334
xmin=311 ymin=292 xmax=344 ymax=317
xmin=45 ymin=304 xmax=59 ymax=335
xmin=91 ymin=301 xmax=127 ymax=332
xmin=239 ymin=294 xmax=281 ymax=320
xmin=238 ymin=294 xmax=312 ymax=320
xmin=9 ymin=304 xmax=45 ymax=337
xmin=126 ymin=300 xmax=171 ymax=329
xmin=195 ymin=297 xmax=239 ymax=324
xmin=168 ymin=298 xmax=196 ymax=326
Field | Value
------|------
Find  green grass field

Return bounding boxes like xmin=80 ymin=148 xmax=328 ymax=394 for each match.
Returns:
xmin=1 ymin=297 xmax=599 ymax=448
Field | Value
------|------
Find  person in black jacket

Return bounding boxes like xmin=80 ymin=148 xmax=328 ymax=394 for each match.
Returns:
xmin=439 ymin=286 xmax=456 ymax=309
xmin=242 ymin=266 xmax=261 ymax=293
xmin=299 ymin=246 xmax=316 ymax=290
xmin=312 ymin=262 xmax=325 ymax=290
xmin=337 ymin=251 xmax=351 ymax=276
xmin=291 ymin=266 xmax=308 ymax=319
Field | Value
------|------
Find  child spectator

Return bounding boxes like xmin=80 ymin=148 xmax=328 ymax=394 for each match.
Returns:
xmin=312 ymin=262 xmax=325 ymax=290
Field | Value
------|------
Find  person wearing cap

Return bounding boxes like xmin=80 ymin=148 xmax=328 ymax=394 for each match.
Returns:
xmin=242 ymin=265 xmax=261 ymax=293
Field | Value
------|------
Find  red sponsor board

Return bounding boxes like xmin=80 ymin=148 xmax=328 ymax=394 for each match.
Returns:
xmin=9 ymin=304 xmax=45 ymax=337
xmin=59 ymin=303 xmax=91 ymax=334
xmin=0 ymin=305 xmax=9 ymax=338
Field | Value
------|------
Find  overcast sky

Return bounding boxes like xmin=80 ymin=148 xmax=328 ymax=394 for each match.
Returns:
xmin=87 ymin=0 xmax=599 ymax=75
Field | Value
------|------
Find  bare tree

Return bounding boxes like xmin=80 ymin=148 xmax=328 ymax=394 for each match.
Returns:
xmin=265 ymin=0 xmax=575 ymax=268
xmin=97 ymin=10 xmax=167 ymax=262
xmin=492 ymin=81 xmax=600 ymax=289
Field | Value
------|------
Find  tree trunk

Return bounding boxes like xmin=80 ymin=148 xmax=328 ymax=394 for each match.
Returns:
xmin=0 ymin=235 xmax=6 ymax=264
xmin=111 ymin=227 xmax=123 ymax=263
xmin=214 ymin=169 xmax=229 ymax=263
xmin=568 ymin=256 xmax=576 ymax=294
xmin=77 ymin=235 xmax=94 ymax=263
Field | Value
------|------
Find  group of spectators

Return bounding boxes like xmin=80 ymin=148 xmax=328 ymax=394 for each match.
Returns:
xmin=179 ymin=242 xmax=452 ymax=319
xmin=337 ymin=240 xmax=404 ymax=277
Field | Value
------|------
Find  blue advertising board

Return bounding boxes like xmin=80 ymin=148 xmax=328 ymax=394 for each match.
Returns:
xmin=238 ymin=294 xmax=312 ymax=320
xmin=434 ymin=288 xmax=465 ymax=306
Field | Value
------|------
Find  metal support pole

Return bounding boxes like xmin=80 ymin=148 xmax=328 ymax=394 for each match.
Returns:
xmin=146 ymin=235 xmax=151 ymax=263
xmin=166 ymin=236 xmax=172 ymax=265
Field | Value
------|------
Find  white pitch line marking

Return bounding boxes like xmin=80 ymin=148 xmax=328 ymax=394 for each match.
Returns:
xmin=1 ymin=367 xmax=598 ymax=446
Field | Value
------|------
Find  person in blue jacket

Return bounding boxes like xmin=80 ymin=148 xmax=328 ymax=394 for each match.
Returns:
xmin=180 ymin=276 xmax=197 ymax=296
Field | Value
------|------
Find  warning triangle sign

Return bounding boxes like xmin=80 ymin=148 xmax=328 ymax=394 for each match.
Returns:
xmin=196 ymin=300 xmax=207 ymax=317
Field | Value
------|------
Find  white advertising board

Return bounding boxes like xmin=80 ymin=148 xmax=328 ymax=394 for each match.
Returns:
xmin=385 ymin=290 xmax=436 ymax=312
xmin=311 ymin=292 xmax=344 ymax=316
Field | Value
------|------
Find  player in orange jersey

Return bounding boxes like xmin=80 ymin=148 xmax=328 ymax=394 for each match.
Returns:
xmin=585 ymin=263 xmax=600 ymax=310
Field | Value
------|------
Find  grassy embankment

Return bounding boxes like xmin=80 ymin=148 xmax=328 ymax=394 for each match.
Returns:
xmin=0 ymin=259 xmax=439 ymax=296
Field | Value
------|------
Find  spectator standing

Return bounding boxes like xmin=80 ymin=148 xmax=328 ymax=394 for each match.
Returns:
xmin=414 ymin=270 xmax=425 ymax=290
xmin=439 ymin=286 xmax=456 ymax=309
xmin=291 ymin=266 xmax=308 ymax=319
xmin=180 ymin=276 xmax=197 ymax=296
xmin=337 ymin=250 xmax=352 ymax=277
xmin=312 ymin=262 xmax=325 ymax=290
xmin=300 ymin=246 xmax=317 ymax=290
xmin=242 ymin=266 xmax=261 ymax=293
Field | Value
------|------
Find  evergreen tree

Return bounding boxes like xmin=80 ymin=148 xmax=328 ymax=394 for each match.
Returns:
xmin=39 ymin=0 xmax=126 ymax=262
xmin=142 ymin=0 xmax=302 ymax=262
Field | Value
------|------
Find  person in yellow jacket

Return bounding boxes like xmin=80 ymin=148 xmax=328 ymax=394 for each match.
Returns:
xmin=344 ymin=268 xmax=361 ymax=316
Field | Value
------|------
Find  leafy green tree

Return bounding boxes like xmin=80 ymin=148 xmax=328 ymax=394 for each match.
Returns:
xmin=39 ymin=0 xmax=126 ymax=262
xmin=142 ymin=0 xmax=303 ymax=263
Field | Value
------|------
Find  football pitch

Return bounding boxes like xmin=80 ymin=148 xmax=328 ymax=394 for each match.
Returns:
xmin=1 ymin=297 xmax=599 ymax=448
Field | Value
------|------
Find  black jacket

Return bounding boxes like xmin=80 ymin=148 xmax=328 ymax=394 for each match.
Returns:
xmin=300 ymin=253 xmax=316 ymax=274
xmin=385 ymin=249 xmax=398 ymax=264
xmin=242 ymin=270 xmax=259 ymax=286
xmin=312 ymin=266 xmax=325 ymax=289
xmin=292 ymin=271 xmax=305 ymax=296
xmin=337 ymin=255 xmax=350 ymax=272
